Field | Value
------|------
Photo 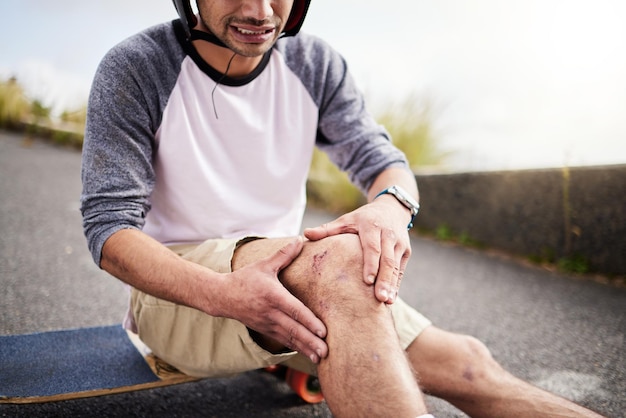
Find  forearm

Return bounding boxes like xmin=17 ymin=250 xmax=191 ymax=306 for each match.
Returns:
xmin=101 ymin=228 xmax=224 ymax=316
xmin=367 ymin=166 xmax=419 ymax=203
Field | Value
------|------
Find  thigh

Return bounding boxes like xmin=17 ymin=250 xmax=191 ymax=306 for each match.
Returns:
xmin=131 ymin=237 xmax=302 ymax=378
xmin=131 ymin=288 xmax=298 ymax=377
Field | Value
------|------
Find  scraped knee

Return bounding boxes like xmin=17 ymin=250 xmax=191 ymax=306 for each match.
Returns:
xmin=283 ymin=233 xmax=380 ymax=317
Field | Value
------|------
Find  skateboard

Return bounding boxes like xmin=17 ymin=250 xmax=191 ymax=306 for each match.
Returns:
xmin=264 ymin=364 xmax=324 ymax=404
xmin=0 ymin=325 xmax=323 ymax=405
xmin=0 ymin=325 xmax=198 ymax=404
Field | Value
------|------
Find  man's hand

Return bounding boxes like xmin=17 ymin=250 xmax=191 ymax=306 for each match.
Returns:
xmin=304 ymin=198 xmax=412 ymax=304
xmin=219 ymin=237 xmax=328 ymax=364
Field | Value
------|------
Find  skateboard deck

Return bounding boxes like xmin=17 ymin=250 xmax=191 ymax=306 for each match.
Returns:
xmin=0 ymin=325 xmax=198 ymax=404
xmin=1 ymin=325 xmax=324 ymax=405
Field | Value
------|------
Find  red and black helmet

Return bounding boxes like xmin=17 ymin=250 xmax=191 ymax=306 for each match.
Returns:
xmin=173 ymin=0 xmax=311 ymax=39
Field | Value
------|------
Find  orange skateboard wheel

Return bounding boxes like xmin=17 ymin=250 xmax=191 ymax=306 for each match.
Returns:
xmin=285 ymin=368 xmax=324 ymax=404
xmin=264 ymin=364 xmax=282 ymax=373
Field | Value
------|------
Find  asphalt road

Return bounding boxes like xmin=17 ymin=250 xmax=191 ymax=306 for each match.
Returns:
xmin=0 ymin=131 xmax=624 ymax=417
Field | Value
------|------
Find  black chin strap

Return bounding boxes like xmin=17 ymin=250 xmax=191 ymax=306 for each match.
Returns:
xmin=189 ymin=29 xmax=228 ymax=49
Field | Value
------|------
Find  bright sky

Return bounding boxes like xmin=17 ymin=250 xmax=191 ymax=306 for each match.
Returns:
xmin=1 ymin=0 xmax=625 ymax=172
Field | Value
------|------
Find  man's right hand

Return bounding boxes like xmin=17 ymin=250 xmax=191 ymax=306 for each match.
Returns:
xmin=216 ymin=237 xmax=329 ymax=364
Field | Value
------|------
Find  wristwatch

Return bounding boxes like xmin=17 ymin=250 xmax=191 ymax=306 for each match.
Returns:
xmin=375 ymin=185 xmax=420 ymax=229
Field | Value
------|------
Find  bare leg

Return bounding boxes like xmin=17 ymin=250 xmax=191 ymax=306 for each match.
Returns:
xmin=407 ymin=327 xmax=604 ymax=417
xmin=233 ymin=234 xmax=428 ymax=418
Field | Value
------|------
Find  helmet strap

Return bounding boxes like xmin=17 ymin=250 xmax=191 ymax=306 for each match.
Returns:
xmin=189 ymin=29 xmax=228 ymax=49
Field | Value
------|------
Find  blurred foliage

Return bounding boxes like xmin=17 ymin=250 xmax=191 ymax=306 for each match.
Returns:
xmin=60 ymin=107 xmax=87 ymax=125
xmin=435 ymin=224 xmax=453 ymax=241
xmin=307 ymin=149 xmax=366 ymax=213
xmin=307 ymin=95 xmax=447 ymax=213
xmin=30 ymin=100 xmax=51 ymax=122
xmin=377 ymin=95 xmax=449 ymax=171
xmin=557 ymin=254 xmax=590 ymax=274
xmin=0 ymin=76 xmax=86 ymax=148
xmin=0 ymin=77 xmax=30 ymax=129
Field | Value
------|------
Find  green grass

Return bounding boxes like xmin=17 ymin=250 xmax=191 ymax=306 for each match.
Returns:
xmin=557 ymin=254 xmax=590 ymax=274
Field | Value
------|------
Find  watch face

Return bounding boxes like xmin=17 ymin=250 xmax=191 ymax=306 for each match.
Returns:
xmin=390 ymin=186 xmax=419 ymax=214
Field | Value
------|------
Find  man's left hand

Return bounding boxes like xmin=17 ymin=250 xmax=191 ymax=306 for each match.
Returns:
xmin=304 ymin=197 xmax=412 ymax=304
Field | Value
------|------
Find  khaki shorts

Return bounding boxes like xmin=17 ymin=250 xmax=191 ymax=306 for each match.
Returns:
xmin=131 ymin=237 xmax=432 ymax=378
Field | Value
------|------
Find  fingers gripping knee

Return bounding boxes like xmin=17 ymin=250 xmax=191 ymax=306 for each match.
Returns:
xmin=283 ymin=234 xmax=378 ymax=316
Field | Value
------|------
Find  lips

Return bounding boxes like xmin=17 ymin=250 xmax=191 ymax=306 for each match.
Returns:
xmin=231 ymin=24 xmax=276 ymax=43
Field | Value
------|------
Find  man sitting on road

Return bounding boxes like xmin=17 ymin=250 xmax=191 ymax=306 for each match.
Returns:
xmin=80 ymin=0 xmax=602 ymax=416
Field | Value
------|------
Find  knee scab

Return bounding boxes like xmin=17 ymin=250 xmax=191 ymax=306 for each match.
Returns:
xmin=462 ymin=365 xmax=474 ymax=381
xmin=312 ymin=250 xmax=328 ymax=275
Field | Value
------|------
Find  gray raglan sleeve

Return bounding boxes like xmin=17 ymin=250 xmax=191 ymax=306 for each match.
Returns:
xmin=80 ymin=37 xmax=164 ymax=266
xmin=282 ymin=34 xmax=410 ymax=194
xmin=316 ymin=57 xmax=410 ymax=193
